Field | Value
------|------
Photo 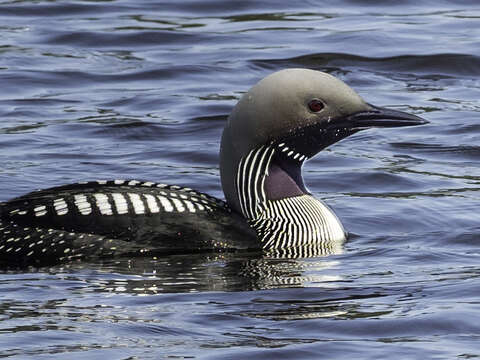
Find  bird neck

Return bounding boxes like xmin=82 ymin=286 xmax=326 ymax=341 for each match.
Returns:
xmin=231 ymin=144 xmax=306 ymax=220
xmin=221 ymin=141 xmax=347 ymax=248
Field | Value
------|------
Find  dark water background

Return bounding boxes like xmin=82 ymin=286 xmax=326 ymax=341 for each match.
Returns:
xmin=0 ymin=0 xmax=479 ymax=358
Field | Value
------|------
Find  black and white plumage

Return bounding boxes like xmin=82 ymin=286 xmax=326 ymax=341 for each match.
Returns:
xmin=235 ymin=145 xmax=345 ymax=249
xmin=0 ymin=69 xmax=427 ymax=267
xmin=0 ymin=180 xmax=256 ymax=266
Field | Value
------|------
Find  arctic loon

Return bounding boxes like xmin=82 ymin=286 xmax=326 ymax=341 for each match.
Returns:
xmin=0 ymin=69 xmax=427 ymax=267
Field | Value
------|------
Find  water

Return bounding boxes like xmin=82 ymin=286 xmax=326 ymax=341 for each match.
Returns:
xmin=0 ymin=0 xmax=479 ymax=358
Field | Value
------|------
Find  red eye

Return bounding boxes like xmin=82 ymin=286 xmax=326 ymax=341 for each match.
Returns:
xmin=308 ymin=99 xmax=324 ymax=112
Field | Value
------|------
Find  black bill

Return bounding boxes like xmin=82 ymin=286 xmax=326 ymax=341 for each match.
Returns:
xmin=346 ymin=103 xmax=428 ymax=128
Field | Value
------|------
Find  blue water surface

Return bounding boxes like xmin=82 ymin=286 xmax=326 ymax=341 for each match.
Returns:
xmin=0 ymin=0 xmax=479 ymax=358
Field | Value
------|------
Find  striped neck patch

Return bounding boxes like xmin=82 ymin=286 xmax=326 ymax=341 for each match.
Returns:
xmin=235 ymin=145 xmax=346 ymax=249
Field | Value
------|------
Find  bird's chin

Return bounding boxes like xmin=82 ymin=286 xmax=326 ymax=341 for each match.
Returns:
xmin=272 ymin=123 xmax=359 ymax=164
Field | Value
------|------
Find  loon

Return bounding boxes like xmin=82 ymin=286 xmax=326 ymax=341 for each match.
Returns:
xmin=0 ymin=69 xmax=427 ymax=267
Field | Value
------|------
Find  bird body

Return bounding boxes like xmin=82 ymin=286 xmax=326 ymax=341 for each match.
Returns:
xmin=0 ymin=69 xmax=427 ymax=267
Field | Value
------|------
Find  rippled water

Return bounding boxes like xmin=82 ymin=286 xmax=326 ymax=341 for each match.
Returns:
xmin=0 ymin=0 xmax=479 ymax=358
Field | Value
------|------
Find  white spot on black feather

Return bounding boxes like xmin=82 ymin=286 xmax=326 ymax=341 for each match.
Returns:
xmin=112 ymin=193 xmax=128 ymax=215
xmin=171 ymin=198 xmax=185 ymax=212
xmin=157 ymin=196 xmax=173 ymax=212
xmin=144 ymin=194 xmax=159 ymax=213
xmin=53 ymin=198 xmax=69 ymax=216
xmin=94 ymin=193 xmax=113 ymax=215
xmin=183 ymin=200 xmax=196 ymax=213
xmin=74 ymin=194 xmax=92 ymax=215
xmin=128 ymin=193 xmax=145 ymax=215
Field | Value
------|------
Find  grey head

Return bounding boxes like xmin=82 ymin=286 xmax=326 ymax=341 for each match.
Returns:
xmin=220 ymin=68 xmax=427 ymax=215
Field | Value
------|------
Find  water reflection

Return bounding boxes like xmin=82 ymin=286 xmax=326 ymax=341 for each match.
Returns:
xmin=53 ymin=248 xmax=344 ymax=295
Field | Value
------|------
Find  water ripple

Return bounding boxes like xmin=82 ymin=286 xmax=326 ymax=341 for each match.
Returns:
xmin=253 ymin=52 xmax=480 ymax=77
xmin=0 ymin=0 xmax=479 ymax=358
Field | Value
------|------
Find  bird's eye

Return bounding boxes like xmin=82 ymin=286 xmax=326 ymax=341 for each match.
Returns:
xmin=308 ymin=99 xmax=325 ymax=113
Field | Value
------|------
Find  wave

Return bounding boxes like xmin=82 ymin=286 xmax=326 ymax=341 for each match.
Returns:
xmin=252 ymin=52 xmax=480 ymax=77
xmin=46 ymin=30 xmax=210 ymax=48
